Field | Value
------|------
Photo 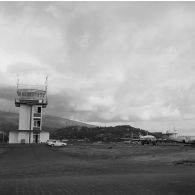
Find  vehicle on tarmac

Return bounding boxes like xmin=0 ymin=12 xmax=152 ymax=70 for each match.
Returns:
xmin=47 ymin=140 xmax=67 ymax=147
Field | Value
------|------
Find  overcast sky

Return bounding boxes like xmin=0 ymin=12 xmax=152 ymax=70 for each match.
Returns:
xmin=1 ymin=2 xmax=195 ymax=134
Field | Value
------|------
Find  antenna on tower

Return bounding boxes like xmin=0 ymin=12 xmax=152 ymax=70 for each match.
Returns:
xmin=45 ymin=75 xmax=48 ymax=92
xmin=17 ymin=74 xmax=19 ymax=90
xmin=45 ymin=75 xmax=48 ymax=101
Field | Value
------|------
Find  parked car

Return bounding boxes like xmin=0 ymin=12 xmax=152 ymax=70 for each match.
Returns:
xmin=47 ymin=140 xmax=67 ymax=147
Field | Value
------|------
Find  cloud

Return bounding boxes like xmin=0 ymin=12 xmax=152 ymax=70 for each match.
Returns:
xmin=1 ymin=1 xmax=195 ymax=132
xmin=0 ymin=86 xmax=15 ymax=101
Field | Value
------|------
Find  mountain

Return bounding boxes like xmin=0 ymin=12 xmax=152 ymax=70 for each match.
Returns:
xmin=0 ymin=111 xmax=163 ymax=142
xmin=0 ymin=111 xmax=95 ymax=133
xmin=0 ymin=111 xmax=18 ymax=132
xmin=42 ymin=115 xmax=95 ymax=131
xmin=50 ymin=125 xmax=150 ymax=141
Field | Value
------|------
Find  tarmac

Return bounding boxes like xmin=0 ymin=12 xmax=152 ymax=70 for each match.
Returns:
xmin=0 ymin=143 xmax=195 ymax=195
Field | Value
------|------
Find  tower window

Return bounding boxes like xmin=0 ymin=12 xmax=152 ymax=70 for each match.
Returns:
xmin=38 ymin=107 xmax=41 ymax=113
xmin=34 ymin=120 xmax=41 ymax=127
xmin=34 ymin=106 xmax=42 ymax=114
xmin=37 ymin=120 xmax=40 ymax=127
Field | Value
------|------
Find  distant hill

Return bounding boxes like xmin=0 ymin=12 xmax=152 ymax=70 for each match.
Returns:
xmin=51 ymin=125 xmax=152 ymax=142
xmin=42 ymin=115 xmax=95 ymax=132
xmin=0 ymin=111 xmax=95 ymax=133
xmin=0 ymin=111 xmax=164 ymax=142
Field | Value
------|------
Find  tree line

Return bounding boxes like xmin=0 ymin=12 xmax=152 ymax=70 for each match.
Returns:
xmin=50 ymin=125 xmax=160 ymax=142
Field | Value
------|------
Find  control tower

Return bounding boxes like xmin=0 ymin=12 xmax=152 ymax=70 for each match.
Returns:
xmin=9 ymin=77 xmax=50 ymax=144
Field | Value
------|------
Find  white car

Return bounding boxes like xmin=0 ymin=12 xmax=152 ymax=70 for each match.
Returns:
xmin=47 ymin=140 xmax=67 ymax=147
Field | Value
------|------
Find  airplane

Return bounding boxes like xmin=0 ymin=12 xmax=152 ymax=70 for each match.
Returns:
xmin=164 ymin=130 xmax=195 ymax=144
xmin=120 ymin=132 xmax=157 ymax=145
xmin=139 ymin=133 xmax=157 ymax=145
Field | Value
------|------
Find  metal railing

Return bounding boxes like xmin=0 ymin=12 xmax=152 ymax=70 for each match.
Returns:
xmin=17 ymin=84 xmax=46 ymax=91
xmin=15 ymin=99 xmax=48 ymax=107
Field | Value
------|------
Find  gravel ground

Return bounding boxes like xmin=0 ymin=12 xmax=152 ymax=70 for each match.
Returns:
xmin=0 ymin=143 xmax=195 ymax=195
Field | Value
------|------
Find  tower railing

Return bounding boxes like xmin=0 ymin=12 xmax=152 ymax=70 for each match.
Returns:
xmin=17 ymin=84 xmax=46 ymax=91
xmin=16 ymin=92 xmax=47 ymax=100
xmin=16 ymin=83 xmax=47 ymax=101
